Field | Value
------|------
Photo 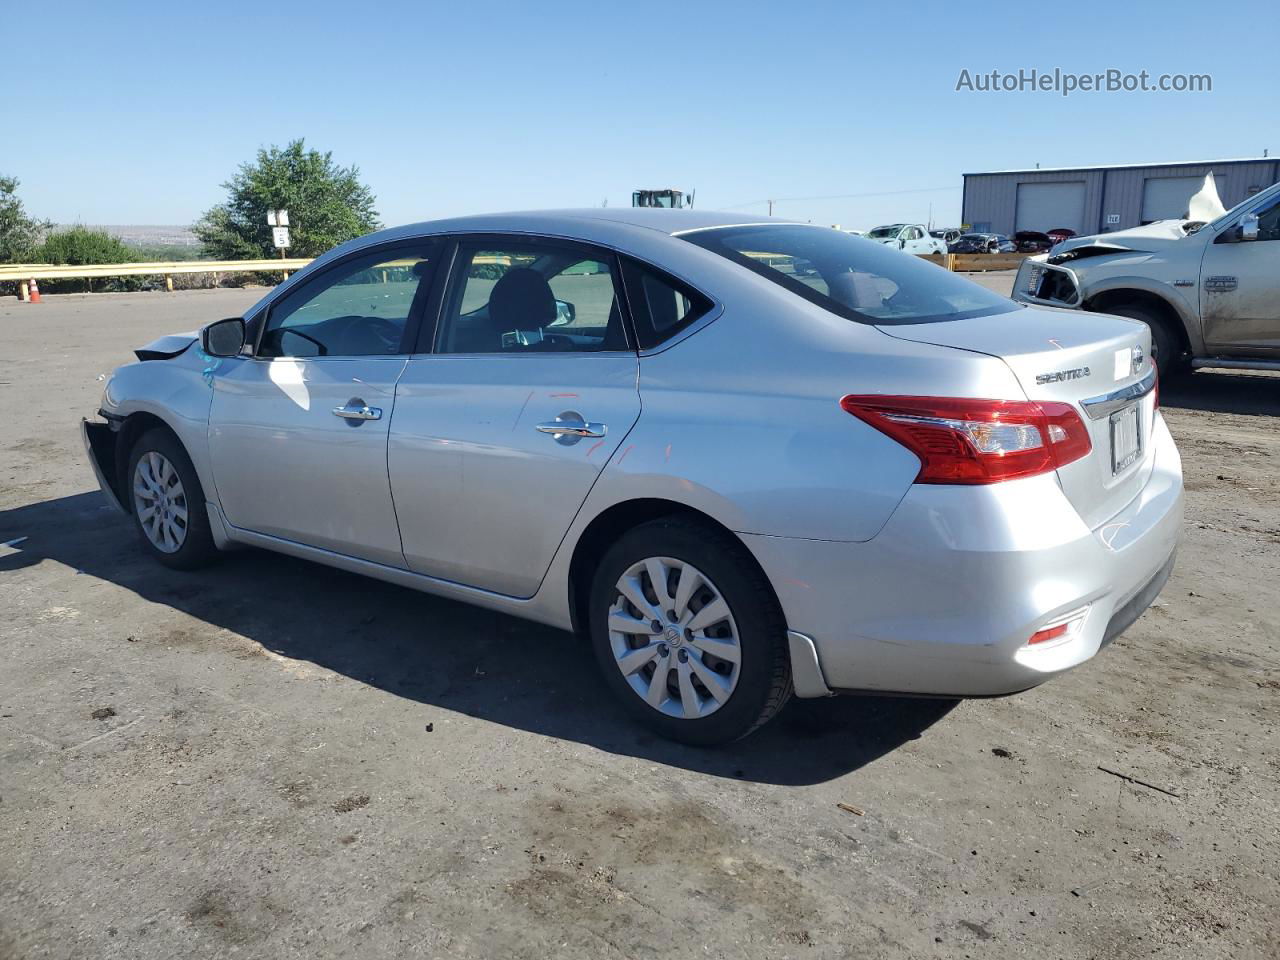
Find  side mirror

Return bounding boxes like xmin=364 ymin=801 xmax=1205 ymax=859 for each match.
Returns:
xmin=1219 ymin=213 xmax=1261 ymax=244
xmin=553 ymin=298 xmax=576 ymax=326
xmin=201 ymin=317 xmax=246 ymax=357
xmin=898 ymin=239 xmax=907 ymax=249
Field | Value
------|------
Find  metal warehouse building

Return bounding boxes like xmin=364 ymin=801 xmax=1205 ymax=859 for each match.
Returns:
xmin=962 ymin=157 xmax=1279 ymax=237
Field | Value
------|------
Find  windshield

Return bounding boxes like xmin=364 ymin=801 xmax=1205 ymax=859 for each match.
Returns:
xmin=682 ymin=224 xmax=1018 ymax=325
xmin=867 ymin=225 xmax=902 ymax=238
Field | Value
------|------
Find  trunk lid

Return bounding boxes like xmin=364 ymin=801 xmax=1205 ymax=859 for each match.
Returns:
xmin=878 ymin=305 xmax=1156 ymax=529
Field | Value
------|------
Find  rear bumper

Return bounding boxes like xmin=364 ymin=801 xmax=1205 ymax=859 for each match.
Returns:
xmin=747 ymin=413 xmax=1183 ymax=697
xmin=82 ymin=418 xmax=126 ymax=514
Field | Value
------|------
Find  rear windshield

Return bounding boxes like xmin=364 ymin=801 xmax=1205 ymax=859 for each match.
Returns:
xmin=682 ymin=224 xmax=1019 ymax=325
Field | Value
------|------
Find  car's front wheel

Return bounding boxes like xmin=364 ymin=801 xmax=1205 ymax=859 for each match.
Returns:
xmin=588 ymin=518 xmax=792 ymax=745
xmin=127 ymin=428 xmax=217 ymax=570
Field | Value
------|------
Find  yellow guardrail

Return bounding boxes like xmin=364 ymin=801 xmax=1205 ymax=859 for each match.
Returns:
xmin=1 ymin=253 xmax=524 ymax=300
xmin=1 ymin=258 xmax=315 ymax=300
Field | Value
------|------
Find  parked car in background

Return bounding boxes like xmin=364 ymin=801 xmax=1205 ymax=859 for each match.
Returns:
xmin=950 ymin=233 xmax=1016 ymax=254
xmin=1015 ymin=180 xmax=1280 ymax=378
xmin=866 ymin=223 xmax=946 ymax=255
xmin=1047 ymin=228 xmax=1077 ymax=246
xmin=84 ymin=209 xmax=1181 ymax=745
xmin=1014 ymin=231 xmax=1055 ymax=253
xmin=930 ymin=228 xmax=962 ymax=247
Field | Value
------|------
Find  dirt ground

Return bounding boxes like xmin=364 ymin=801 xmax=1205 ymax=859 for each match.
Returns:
xmin=1 ymin=286 xmax=1277 ymax=960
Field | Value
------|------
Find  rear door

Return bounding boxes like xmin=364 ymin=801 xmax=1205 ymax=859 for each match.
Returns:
xmin=208 ymin=241 xmax=439 ymax=567
xmin=388 ymin=236 xmax=641 ymax=597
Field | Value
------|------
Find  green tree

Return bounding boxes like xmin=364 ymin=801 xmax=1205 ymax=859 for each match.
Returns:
xmin=34 ymin=226 xmax=133 ymax=265
xmin=32 ymin=226 xmax=138 ymax=293
xmin=194 ymin=140 xmax=380 ymax=259
xmin=0 ymin=175 xmax=49 ymax=263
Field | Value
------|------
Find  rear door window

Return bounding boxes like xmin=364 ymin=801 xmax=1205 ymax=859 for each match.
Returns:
xmin=435 ymin=241 xmax=629 ymax=354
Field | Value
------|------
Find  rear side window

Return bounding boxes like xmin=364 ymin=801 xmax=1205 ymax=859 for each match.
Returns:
xmin=621 ymin=259 xmax=713 ymax=349
xmin=682 ymin=224 xmax=1017 ymax=325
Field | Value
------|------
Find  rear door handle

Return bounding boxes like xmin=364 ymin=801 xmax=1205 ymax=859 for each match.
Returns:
xmin=332 ymin=400 xmax=382 ymax=421
xmin=536 ymin=413 xmax=607 ymax=441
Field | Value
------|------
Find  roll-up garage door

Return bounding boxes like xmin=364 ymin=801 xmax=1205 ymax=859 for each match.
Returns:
xmin=1141 ymin=176 xmax=1209 ymax=222
xmin=1015 ymin=181 xmax=1086 ymax=233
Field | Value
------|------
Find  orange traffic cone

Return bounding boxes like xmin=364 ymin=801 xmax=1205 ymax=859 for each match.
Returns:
xmin=28 ymin=278 xmax=41 ymax=304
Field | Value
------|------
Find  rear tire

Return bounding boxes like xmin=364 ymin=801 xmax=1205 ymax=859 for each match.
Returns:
xmin=588 ymin=517 xmax=791 ymax=746
xmin=127 ymin=428 xmax=217 ymax=570
xmin=1104 ymin=303 xmax=1184 ymax=380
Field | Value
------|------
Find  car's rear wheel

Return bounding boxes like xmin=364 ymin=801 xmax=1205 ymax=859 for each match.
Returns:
xmin=127 ymin=428 xmax=216 ymax=570
xmin=1105 ymin=302 xmax=1184 ymax=380
xmin=588 ymin=518 xmax=791 ymax=745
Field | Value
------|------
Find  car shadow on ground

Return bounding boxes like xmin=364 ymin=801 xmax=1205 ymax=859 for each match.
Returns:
xmin=1160 ymin=369 xmax=1280 ymax=416
xmin=0 ymin=491 xmax=958 ymax=786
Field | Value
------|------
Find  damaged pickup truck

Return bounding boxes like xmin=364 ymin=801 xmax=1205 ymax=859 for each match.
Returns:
xmin=1013 ymin=178 xmax=1280 ymax=378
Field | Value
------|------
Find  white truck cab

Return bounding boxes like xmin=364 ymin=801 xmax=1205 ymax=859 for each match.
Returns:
xmin=1013 ymin=180 xmax=1280 ymax=377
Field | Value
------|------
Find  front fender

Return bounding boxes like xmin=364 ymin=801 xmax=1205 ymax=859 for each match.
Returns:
xmin=1079 ymin=274 xmax=1202 ymax=354
xmin=99 ymin=349 xmax=219 ymax=508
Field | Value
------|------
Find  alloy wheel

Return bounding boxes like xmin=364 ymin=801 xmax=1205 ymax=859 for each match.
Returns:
xmin=607 ymin=556 xmax=742 ymax=719
xmin=132 ymin=451 xmax=188 ymax=554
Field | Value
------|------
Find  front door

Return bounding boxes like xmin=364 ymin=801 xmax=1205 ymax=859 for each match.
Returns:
xmin=208 ymin=242 xmax=440 ymax=567
xmin=389 ymin=238 xmax=641 ymax=597
xmin=1200 ymin=191 xmax=1280 ymax=354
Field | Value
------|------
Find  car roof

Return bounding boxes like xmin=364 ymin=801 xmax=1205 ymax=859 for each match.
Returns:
xmin=371 ymin=208 xmax=788 ymax=243
xmin=252 ymin=210 xmax=814 ymax=315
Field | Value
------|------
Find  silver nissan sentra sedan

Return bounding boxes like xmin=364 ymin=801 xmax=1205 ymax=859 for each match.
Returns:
xmin=82 ymin=209 xmax=1183 ymax=744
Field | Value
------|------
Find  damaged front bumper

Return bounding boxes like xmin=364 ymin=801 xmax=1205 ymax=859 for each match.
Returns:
xmin=1012 ymin=255 xmax=1083 ymax=308
xmin=82 ymin=417 xmax=127 ymax=514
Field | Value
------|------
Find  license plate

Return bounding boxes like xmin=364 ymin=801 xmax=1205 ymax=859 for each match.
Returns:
xmin=1110 ymin=403 xmax=1142 ymax=475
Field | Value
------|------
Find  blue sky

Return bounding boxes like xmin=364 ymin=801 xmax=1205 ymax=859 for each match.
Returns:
xmin=5 ymin=0 xmax=1272 ymax=231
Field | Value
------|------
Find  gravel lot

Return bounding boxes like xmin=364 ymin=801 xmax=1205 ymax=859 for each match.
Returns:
xmin=2 ymin=286 xmax=1277 ymax=959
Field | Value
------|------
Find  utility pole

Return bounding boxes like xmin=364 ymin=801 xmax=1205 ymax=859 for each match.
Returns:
xmin=767 ymin=199 xmax=775 ymax=216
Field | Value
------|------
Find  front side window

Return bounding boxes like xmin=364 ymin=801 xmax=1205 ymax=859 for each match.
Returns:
xmin=1253 ymin=194 xmax=1280 ymax=241
xmin=683 ymin=224 xmax=1018 ymax=325
xmin=259 ymin=245 xmax=437 ymax=358
xmin=436 ymin=242 xmax=627 ymax=354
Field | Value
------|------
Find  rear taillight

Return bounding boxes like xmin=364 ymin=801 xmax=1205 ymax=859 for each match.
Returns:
xmin=840 ymin=395 xmax=1092 ymax=484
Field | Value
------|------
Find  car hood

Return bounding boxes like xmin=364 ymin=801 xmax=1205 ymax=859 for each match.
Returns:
xmin=134 ymin=331 xmax=197 ymax=361
xmin=1050 ymin=221 xmax=1192 ymax=259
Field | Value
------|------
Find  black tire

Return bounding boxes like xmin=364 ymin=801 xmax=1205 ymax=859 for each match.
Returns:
xmin=588 ymin=517 xmax=792 ymax=746
xmin=1104 ymin=303 xmax=1185 ymax=380
xmin=126 ymin=428 xmax=217 ymax=570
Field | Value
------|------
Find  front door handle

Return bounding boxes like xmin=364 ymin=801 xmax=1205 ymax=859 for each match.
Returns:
xmin=332 ymin=400 xmax=382 ymax=421
xmin=536 ymin=412 xmax=607 ymax=442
